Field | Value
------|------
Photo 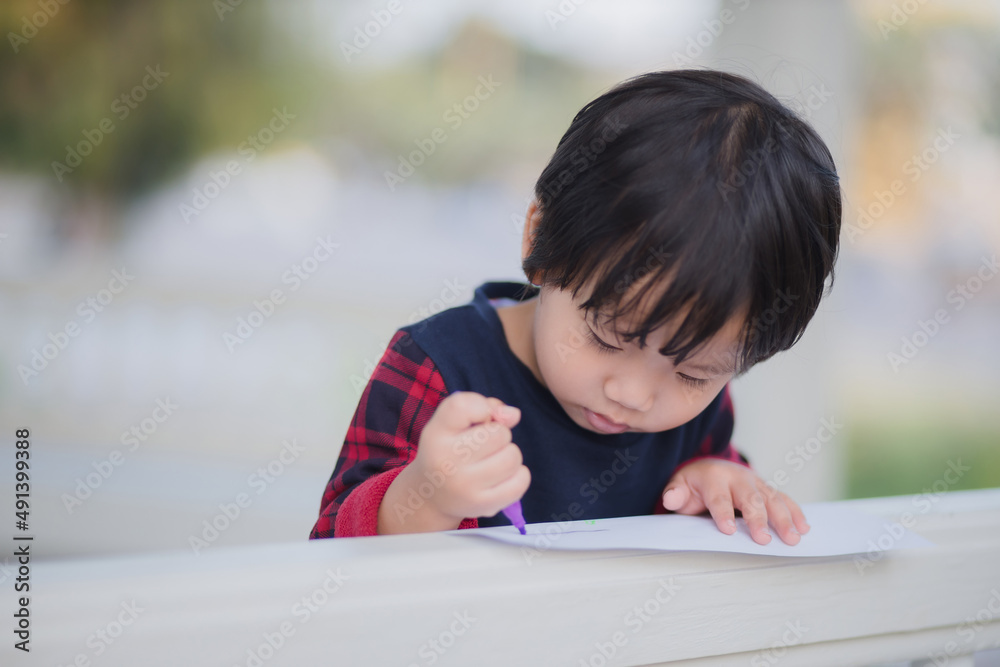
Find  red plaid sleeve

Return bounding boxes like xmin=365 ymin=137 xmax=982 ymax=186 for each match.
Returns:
xmin=653 ymin=383 xmax=752 ymax=514
xmin=309 ymin=330 xmax=479 ymax=538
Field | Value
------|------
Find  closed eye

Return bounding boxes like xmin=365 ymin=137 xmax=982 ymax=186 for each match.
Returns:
xmin=586 ymin=326 xmax=620 ymax=354
xmin=677 ymin=373 xmax=710 ymax=389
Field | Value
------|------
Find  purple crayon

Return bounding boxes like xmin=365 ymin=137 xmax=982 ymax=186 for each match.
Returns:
xmin=488 ymin=404 xmax=526 ymax=534
xmin=502 ymin=501 xmax=526 ymax=535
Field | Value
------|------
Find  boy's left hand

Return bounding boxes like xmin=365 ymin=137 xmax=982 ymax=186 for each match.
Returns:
xmin=661 ymin=458 xmax=811 ymax=546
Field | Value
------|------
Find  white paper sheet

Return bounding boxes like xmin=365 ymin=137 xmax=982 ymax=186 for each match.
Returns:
xmin=454 ymin=501 xmax=935 ymax=557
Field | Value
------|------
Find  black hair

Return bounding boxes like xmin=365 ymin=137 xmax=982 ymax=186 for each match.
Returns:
xmin=523 ymin=69 xmax=842 ymax=376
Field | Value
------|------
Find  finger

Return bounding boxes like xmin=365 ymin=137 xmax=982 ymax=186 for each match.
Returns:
xmin=488 ymin=401 xmax=521 ymax=428
xmin=783 ymin=493 xmax=810 ymax=534
xmin=701 ymin=485 xmax=738 ymax=535
xmin=736 ymin=487 xmax=771 ymax=545
xmin=661 ymin=483 xmax=690 ymax=512
xmin=662 ymin=478 xmax=707 ymax=515
xmin=483 ymin=397 xmax=507 ymax=423
xmin=453 ymin=420 xmax=513 ymax=463
xmin=437 ymin=391 xmax=496 ymax=433
xmin=761 ymin=489 xmax=800 ymax=546
xmin=469 ymin=442 xmax=524 ymax=484
xmin=480 ymin=464 xmax=531 ymax=516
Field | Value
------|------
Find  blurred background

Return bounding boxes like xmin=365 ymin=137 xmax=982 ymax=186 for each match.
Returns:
xmin=0 ymin=0 xmax=998 ymax=568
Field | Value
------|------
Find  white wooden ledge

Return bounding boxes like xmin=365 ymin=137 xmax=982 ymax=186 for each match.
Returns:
xmin=23 ymin=488 xmax=1000 ymax=667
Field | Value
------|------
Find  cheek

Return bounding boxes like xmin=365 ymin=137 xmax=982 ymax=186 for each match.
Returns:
xmin=652 ymin=384 xmax=721 ymax=430
xmin=679 ymin=395 xmax=713 ymax=422
xmin=537 ymin=327 xmax=592 ymax=392
xmin=676 ymin=383 xmax=710 ymax=409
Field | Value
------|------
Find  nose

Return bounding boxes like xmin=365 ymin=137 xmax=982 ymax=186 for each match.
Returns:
xmin=603 ymin=374 xmax=654 ymax=413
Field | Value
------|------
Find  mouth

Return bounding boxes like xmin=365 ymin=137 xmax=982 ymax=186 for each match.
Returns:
xmin=583 ymin=408 xmax=630 ymax=434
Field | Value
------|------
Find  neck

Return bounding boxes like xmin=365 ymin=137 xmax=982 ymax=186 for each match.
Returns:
xmin=495 ymin=297 xmax=544 ymax=388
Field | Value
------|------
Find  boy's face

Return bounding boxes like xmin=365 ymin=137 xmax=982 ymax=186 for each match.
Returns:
xmin=524 ymin=281 xmax=742 ymax=434
xmin=516 ymin=202 xmax=742 ymax=435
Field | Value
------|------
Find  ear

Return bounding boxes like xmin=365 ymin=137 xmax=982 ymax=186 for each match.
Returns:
xmin=521 ymin=199 xmax=543 ymax=284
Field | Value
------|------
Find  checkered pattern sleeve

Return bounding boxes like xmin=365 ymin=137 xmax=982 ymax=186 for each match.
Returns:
xmin=652 ymin=383 xmax=752 ymax=514
xmin=309 ymin=330 xmax=479 ymax=538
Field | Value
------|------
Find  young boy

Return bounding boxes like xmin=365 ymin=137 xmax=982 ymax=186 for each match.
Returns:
xmin=310 ymin=69 xmax=841 ymax=547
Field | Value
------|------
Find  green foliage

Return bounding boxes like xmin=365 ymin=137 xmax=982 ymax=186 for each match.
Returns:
xmin=845 ymin=413 xmax=1000 ymax=499
xmin=0 ymin=3 xmax=607 ymax=209
xmin=0 ymin=0 xmax=309 ymax=198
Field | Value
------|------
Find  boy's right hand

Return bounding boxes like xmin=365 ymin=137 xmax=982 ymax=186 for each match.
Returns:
xmin=408 ymin=391 xmax=531 ymax=524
